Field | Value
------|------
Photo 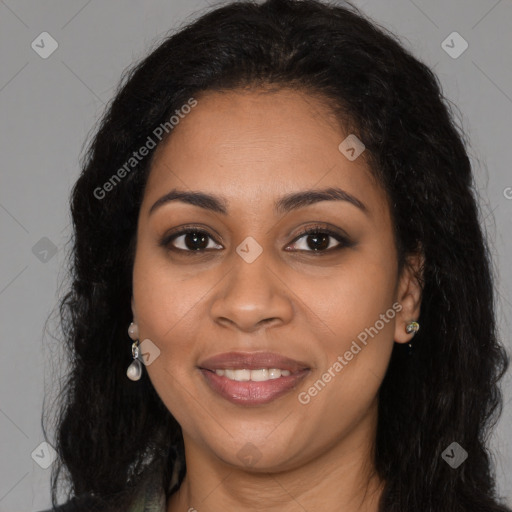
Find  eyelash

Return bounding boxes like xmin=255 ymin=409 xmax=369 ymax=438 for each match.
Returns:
xmin=159 ymin=224 xmax=353 ymax=256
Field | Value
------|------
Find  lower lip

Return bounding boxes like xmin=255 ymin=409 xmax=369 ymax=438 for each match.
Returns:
xmin=199 ymin=368 xmax=310 ymax=406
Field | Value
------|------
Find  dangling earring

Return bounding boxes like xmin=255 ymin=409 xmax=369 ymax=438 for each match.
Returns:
xmin=406 ymin=320 xmax=420 ymax=355
xmin=127 ymin=322 xmax=143 ymax=381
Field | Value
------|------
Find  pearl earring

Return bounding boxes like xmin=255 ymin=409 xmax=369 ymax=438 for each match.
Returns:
xmin=127 ymin=322 xmax=143 ymax=381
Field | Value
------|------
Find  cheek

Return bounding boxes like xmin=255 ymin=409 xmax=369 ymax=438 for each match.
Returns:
xmin=291 ymin=246 xmax=397 ymax=340
xmin=132 ymin=246 xmax=204 ymax=422
xmin=293 ymin=271 xmax=396 ymax=438
xmin=290 ymin=245 xmax=398 ymax=399
xmin=131 ymin=242 xmax=203 ymax=363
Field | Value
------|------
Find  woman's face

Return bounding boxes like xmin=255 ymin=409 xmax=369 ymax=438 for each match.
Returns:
xmin=131 ymin=88 xmax=421 ymax=472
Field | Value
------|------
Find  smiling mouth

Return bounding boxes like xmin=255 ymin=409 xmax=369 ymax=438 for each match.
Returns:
xmin=197 ymin=351 xmax=311 ymax=405
xmin=200 ymin=368 xmax=310 ymax=406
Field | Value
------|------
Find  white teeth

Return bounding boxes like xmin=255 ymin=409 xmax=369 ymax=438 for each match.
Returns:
xmin=234 ymin=369 xmax=251 ymax=381
xmin=213 ymin=368 xmax=292 ymax=381
xmin=268 ymin=368 xmax=281 ymax=379
xmin=251 ymin=369 xmax=268 ymax=381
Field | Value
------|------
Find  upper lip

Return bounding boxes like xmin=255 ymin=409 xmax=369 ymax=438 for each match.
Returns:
xmin=198 ymin=351 xmax=310 ymax=374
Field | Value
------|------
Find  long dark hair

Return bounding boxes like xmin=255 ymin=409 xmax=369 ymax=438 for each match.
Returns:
xmin=42 ymin=0 xmax=511 ymax=510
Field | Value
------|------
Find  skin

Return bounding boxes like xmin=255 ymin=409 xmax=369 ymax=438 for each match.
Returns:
xmin=130 ymin=87 xmax=423 ymax=512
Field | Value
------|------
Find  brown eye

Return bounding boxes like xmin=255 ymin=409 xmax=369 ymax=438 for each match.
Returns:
xmin=287 ymin=227 xmax=353 ymax=253
xmin=160 ymin=228 xmax=223 ymax=253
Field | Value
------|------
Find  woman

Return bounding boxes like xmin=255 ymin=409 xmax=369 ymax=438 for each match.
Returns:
xmin=41 ymin=0 xmax=511 ymax=511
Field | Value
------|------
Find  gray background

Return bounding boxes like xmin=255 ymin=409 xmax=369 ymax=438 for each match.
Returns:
xmin=1 ymin=0 xmax=511 ymax=510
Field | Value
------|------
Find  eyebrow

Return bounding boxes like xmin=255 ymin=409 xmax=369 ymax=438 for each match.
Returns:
xmin=148 ymin=186 xmax=368 ymax=216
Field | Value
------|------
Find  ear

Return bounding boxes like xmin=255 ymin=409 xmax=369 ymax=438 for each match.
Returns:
xmin=128 ymin=297 xmax=139 ymax=341
xmin=131 ymin=296 xmax=137 ymax=322
xmin=394 ymin=250 xmax=424 ymax=344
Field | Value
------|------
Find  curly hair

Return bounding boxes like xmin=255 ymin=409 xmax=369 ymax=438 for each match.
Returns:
xmin=42 ymin=0 xmax=511 ymax=510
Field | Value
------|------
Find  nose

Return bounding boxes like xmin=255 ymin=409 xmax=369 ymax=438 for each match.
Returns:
xmin=210 ymin=251 xmax=294 ymax=333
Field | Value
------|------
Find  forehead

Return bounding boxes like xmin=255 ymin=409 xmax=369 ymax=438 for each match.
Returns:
xmin=143 ymin=88 xmax=388 ymax=219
